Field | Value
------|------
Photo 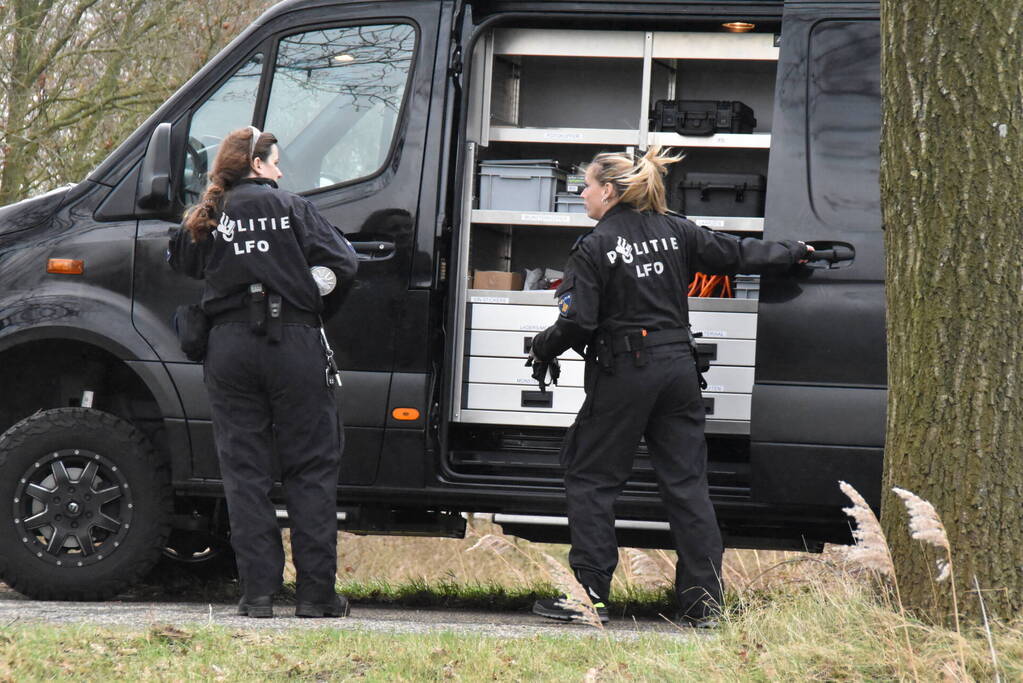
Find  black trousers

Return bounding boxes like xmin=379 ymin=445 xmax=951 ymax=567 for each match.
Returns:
xmin=560 ymin=343 xmax=723 ymax=619
xmin=205 ymin=322 xmax=342 ymax=602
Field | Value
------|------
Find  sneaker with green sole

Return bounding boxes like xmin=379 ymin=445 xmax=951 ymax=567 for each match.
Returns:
xmin=532 ymin=595 xmax=609 ymax=623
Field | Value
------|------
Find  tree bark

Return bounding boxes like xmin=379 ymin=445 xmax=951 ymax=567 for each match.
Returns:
xmin=881 ymin=0 xmax=1023 ymax=624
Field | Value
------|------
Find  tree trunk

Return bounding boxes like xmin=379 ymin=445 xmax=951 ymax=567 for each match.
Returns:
xmin=0 ymin=0 xmax=46 ymax=205
xmin=881 ymin=0 xmax=1023 ymax=624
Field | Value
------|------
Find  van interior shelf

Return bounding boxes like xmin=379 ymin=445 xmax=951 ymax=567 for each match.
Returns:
xmin=487 ymin=126 xmax=642 ymax=146
xmin=647 ymin=132 xmax=772 ymax=149
xmin=492 ymin=28 xmax=779 ymax=62
xmin=487 ymin=127 xmax=772 ymax=149
xmin=471 ymin=210 xmax=763 ymax=233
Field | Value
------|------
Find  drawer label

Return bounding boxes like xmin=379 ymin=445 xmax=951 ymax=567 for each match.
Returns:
xmin=699 ymin=330 xmax=728 ymax=338
xmin=470 ymin=296 xmax=510 ymax=303
xmin=519 ymin=212 xmax=573 ymax=224
xmin=542 ymin=131 xmax=584 ymax=141
xmin=704 ymin=385 xmax=725 ymax=392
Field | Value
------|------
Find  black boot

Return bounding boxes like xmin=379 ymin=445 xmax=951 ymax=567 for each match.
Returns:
xmin=237 ymin=595 xmax=274 ymax=618
xmin=296 ymin=594 xmax=350 ymax=618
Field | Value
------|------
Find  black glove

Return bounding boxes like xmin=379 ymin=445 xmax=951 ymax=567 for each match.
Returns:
xmin=525 ymin=351 xmax=561 ymax=392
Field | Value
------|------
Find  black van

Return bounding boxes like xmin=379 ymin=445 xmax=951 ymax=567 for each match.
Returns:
xmin=0 ymin=0 xmax=883 ymax=599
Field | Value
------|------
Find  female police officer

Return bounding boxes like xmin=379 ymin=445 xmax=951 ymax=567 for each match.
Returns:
xmin=529 ymin=146 xmax=810 ymax=626
xmin=169 ymin=127 xmax=357 ymax=618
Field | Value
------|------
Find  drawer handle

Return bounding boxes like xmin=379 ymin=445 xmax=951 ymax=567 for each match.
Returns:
xmin=521 ymin=390 xmax=553 ymax=408
xmin=523 ymin=336 xmax=534 ymax=353
xmin=696 ymin=342 xmax=718 ymax=362
xmin=703 ymin=397 xmax=715 ymax=415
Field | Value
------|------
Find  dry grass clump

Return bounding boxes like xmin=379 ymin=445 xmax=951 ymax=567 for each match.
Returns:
xmin=276 ymin=483 xmax=1023 ymax=679
xmin=684 ymin=565 xmax=1020 ymax=682
xmin=304 ymin=517 xmax=823 ymax=596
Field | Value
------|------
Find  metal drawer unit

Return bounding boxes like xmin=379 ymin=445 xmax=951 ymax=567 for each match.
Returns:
xmin=467 ymin=356 xmax=752 ymax=393
xmin=458 ymin=291 xmax=758 ymax=433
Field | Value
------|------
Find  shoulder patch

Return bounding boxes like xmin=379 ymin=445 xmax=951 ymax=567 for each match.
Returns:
xmin=559 ymin=292 xmax=573 ymax=315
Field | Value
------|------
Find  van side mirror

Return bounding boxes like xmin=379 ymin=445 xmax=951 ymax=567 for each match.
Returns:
xmin=138 ymin=122 xmax=173 ymax=209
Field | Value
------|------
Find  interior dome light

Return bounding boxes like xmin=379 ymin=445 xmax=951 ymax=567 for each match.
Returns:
xmin=722 ymin=22 xmax=755 ymax=33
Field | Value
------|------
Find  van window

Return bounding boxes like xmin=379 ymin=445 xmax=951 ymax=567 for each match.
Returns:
xmin=182 ymin=53 xmax=264 ymax=205
xmin=807 ymin=20 xmax=881 ymax=229
xmin=263 ymin=24 xmax=416 ymax=193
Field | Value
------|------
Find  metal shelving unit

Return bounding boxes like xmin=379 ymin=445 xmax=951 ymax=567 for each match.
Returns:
xmin=453 ymin=27 xmax=778 ymax=429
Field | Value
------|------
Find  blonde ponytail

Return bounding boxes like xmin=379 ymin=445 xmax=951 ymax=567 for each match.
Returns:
xmin=587 ymin=145 xmax=683 ymax=214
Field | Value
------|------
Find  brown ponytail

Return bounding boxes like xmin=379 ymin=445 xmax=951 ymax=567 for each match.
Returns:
xmin=587 ymin=145 xmax=683 ymax=214
xmin=183 ymin=127 xmax=278 ymax=241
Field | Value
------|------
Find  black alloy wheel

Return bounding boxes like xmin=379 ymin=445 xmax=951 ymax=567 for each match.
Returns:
xmin=0 ymin=408 xmax=171 ymax=600
xmin=13 ymin=448 xmax=133 ymax=568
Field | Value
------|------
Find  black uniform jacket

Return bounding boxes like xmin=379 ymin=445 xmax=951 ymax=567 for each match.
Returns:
xmin=530 ymin=203 xmax=807 ymax=361
xmin=168 ymin=178 xmax=358 ymax=319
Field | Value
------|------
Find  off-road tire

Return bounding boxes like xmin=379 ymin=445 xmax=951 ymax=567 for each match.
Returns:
xmin=0 ymin=408 xmax=172 ymax=600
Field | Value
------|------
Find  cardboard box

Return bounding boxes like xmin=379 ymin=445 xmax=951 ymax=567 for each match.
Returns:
xmin=473 ymin=270 xmax=523 ymax=291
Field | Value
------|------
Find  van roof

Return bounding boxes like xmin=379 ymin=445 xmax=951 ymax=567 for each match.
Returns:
xmin=257 ymin=0 xmax=786 ymax=27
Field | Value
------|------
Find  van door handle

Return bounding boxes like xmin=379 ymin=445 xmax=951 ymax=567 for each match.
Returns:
xmin=349 ymin=240 xmax=396 ymax=261
xmin=804 ymin=242 xmax=855 ymax=269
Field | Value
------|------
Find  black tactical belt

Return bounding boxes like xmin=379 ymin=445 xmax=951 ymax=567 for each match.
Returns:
xmin=609 ymin=328 xmax=689 ymax=355
xmin=211 ymin=307 xmax=319 ymax=327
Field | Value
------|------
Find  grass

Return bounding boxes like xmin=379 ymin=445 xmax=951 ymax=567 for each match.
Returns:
xmin=2 ymin=574 xmax=1021 ymax=681
xmin=6 ymin=508 xmax=1022 ymax=679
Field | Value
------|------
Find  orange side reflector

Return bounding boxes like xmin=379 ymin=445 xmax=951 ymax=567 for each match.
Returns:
xmin=392 ymin=408 xmax=420 ymax=421
xmin=47 ymin=258 xmax=84 ymax=275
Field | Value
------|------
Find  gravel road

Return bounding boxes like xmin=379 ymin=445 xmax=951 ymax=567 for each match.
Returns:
xmin=0 ymin=586 xmax=700 ymax=640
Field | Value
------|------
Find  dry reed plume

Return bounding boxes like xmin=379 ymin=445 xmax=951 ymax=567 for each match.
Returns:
xmin=840 ymin=480 xmax=918 ymax=682
xmin=892 ymin=487 xmax=951 ymax=582
xmin=892 ymin=486 xmax=965 ymax=673
xmin=465 ymin=533 xmax=517 ymax=556
xmin=622 ymin=548 xmax=668 ymax=589
xmin=839 ymin=480 xmax=895 ymax=580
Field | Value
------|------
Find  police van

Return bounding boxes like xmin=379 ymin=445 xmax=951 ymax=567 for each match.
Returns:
xmin=0 ymin=0 xmax=883 ymax=599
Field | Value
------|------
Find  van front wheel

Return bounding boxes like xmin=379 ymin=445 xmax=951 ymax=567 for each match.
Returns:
xmin=0 ymin=408 xmax=171 ymax=600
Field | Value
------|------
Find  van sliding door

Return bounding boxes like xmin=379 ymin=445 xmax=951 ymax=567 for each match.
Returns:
xmin=751 ymin=0 xmax=884 ymax=509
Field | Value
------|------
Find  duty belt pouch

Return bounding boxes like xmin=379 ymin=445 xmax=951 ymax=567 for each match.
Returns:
xmin=173 ymin=304 xmax=210 ymax=362
xmin=248 ymin=283 xmax=267 ymax=335
xmin=624 ymin=331 xmax=647 ymax=368
xmin=267 ymin=294 xmax=283 ymax=343
xmin=594 ymin=334 xmax=615 ymax=375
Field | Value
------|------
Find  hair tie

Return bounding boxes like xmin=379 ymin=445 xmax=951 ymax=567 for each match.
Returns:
xmin=247 ymin=125 xmax=262 ymax=161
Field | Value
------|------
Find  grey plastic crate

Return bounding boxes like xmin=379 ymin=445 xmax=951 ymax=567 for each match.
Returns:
xmin=555 ymin=192 xmax=587 ymax=214
xmin=734 ymin=274 xmax=760 ymax=299
xmin=479 ymin=159 xmax=566 ymax=212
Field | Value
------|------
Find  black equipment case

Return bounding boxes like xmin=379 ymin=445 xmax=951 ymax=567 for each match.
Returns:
xmin=679 ymin=172 xmax=766 ymax=217
xmin=650 ymin=100 xmax=756 ymax=136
